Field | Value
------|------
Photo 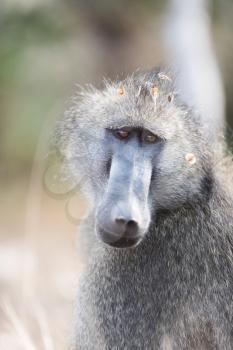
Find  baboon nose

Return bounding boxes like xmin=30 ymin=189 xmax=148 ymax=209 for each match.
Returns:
xmin=115 ymin=218 xmax=139 ymax=236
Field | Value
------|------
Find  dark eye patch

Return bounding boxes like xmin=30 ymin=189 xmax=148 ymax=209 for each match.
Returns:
xmin=115 ymin=129 xmax=130 ymax=139
xmin=107 ymin=127 xmax=163 ymax=145
xmin=142 ymin=130 xmax=160 ymax=144
xmin=110 ymin=127 xmax=132 ymax=140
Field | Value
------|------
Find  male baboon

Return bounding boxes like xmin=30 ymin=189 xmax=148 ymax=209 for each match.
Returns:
xmin=56 ymin=68 xmax=233 ymax=349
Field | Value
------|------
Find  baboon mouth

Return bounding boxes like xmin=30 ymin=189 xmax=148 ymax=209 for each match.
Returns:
xmin=96 ymin=226 xmax=142 ymax=249
xmin=98 ymin=232 xmax=141 ymax=248
xmin=107 ymin=236 xmax=141 ymax=249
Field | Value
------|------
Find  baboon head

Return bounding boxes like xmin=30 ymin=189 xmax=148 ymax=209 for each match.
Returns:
xmin=57 ymin=69 xmax=213 ymax=248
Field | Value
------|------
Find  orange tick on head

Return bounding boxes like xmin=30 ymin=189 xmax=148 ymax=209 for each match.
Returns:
xmin=158 ymin=73 xmax=172 ymax=81
xmin=151 ymin=85 xmax=159 ymax=97
xmin=117 ymin=87 xmax=125 ymax=96
xmin=185 ymin=153 xmax=197 ymax=165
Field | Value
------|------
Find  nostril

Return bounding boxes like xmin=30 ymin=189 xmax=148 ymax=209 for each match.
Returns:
xmin=115 ymin=218 xmax=126 ymax=226
xmin=114 ymin=218 xmax=139 ymax=236
xmin=127 ymin=220 xmax=138 ymax=229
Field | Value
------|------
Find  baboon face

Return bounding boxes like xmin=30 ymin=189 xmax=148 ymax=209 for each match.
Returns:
xmin=95 ymin=126 xmax=160 ymax=248
xmin=62 ymin=72 xmax=211 ymax=248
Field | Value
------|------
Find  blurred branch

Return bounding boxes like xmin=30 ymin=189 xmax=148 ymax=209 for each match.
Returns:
xmin=164 ymin=0 xmax=225 ymax=135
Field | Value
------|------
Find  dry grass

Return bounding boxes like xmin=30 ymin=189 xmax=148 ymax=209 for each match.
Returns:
xmin=0 ymin=129 xmax=84 ymax=350
xmin=0 ymin=185 xmax=80 ymax=349
xmin=0 ymin=184 xmax=80 ymax=349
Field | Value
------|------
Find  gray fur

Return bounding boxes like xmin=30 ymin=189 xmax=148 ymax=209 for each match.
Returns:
xmin=55 ymin=68 xmax=233 ymax=349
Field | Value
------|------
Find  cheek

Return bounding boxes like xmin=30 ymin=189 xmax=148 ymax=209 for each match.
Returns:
xmin=152 ymin=177 xmax=188 ymax=210
xmin=151 ymin=146 xmax=200 ymax=209
xmin=156 ymin=143 xmax=186 ymax=175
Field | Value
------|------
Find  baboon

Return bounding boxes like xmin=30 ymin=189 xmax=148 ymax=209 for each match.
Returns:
xmin=56 ymin=68 xmax=233 ymax=349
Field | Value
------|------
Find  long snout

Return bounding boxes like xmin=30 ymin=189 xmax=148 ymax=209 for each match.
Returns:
xmin=96 ymin=148 xmax=152 ymax=248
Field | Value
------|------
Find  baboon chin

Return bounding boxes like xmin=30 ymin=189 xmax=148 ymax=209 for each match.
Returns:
xmin=56 ymin=68 xmax=233 ymax=349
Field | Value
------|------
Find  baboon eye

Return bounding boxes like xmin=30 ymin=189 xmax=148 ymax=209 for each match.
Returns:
xmin=143 ymin=131 xmax=159 ymax=144
xmin=114 ymin=129 xmax=131 ymax=140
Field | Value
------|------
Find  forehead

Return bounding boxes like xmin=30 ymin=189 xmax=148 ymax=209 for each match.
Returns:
xmin=78 ymin=70 xmax=189 ymax=139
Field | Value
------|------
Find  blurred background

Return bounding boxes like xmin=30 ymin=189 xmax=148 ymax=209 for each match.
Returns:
xmin=0 ymin=0 xmax=233 ymax=348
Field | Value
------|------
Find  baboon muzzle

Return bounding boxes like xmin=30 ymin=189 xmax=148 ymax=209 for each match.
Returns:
xmin=96 ymin=146 xmax=152 ymax=248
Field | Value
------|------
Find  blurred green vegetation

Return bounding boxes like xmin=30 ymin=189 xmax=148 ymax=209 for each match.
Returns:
xmin=0 ymin=5 xmax=71 ymax=171
xmin=0 ymin=9 xmax=66 ymax=80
